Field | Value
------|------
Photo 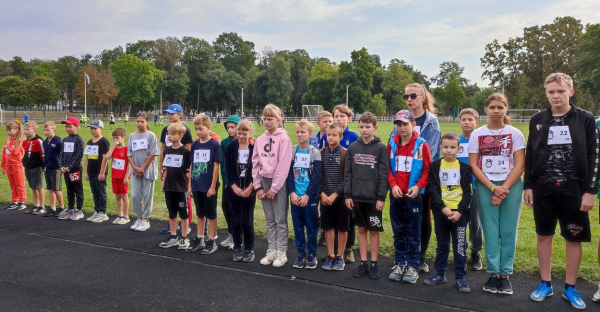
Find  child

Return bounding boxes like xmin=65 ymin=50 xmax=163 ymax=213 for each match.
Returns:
xmin=309 ymin=111 xmax=333 ymax=149
xmin=344 ymin=112 xmax=389 ymax=278
xmin=457 ymin=108 xmax=482 ymax=271
xmin=154 ymin=113 xmax=158 ymax=126
xmin=58 ymin=117 xmax=85 ymax=220
xmin=128 ymin=112 xmax=160 ymax=231
xmin=215 ymin=115 xmax=221 ymax=128
xmin=42 ymin=121 xmax=65 ymax=216
xmin=287 ymin=119 xmax=322 ymax=269
xmin=2 ymin=120 xmax=27 ymax=211
xmin=124 ymin=113 xmax=129 ymax=127
xmin=320 ymin=123 xmax=349 ymax=271
xmin=187 ymin=114 xmax=222 ymax=254
xmin=426 ymin=133 xmax=473 ymax=292
xmin=100 ymin=127 xmax=130 ymax=224
xmin=109 ymin=112 xmax=116 ymax=130
xmin=219 ymin=114 xmax=241 ymax=249
xmin=23 ymin=121 xmax=46 ymax=214
xmin=387 ymin=110 xmax=431 ymax=284
xmin=84 ymin=120 xmax=110 ymax=223
xmin=253 ymin=104 xmax=293 ymax=268
xmin=225 ymin=120 xmax=256 ymax=262
xmin=468 ymin=93 xmax=525 ymax=296
xmin=159 ymin=114 xmax=164 ymax=127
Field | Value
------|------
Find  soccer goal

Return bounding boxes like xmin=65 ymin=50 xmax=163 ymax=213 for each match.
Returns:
xmin=302 ymin=105 xmax=324 ymax=123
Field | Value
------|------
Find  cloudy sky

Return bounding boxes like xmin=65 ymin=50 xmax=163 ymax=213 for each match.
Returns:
xmin=1 ymin=0 xmax=599 ymax=86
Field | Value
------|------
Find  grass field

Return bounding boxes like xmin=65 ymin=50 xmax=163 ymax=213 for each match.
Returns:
xmin=1 ymin=118 xmax=599 ymax=282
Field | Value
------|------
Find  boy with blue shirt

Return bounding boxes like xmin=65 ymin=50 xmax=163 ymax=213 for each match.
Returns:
xmin=309 ymin=111 xmax=333 ymax=149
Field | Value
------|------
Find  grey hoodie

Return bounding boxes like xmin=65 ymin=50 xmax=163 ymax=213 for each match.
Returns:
xmin=343 ymin=135 xmax=389 ymax=203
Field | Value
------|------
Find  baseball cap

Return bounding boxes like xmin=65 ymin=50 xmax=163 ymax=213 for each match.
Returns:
xmin=394 ymin=110 xmax=415 ymax=124
xmin=164 ymin=104 xmax=183 ymax=114
xmin=89 ymin=120 xmax=104 ymax=129
xmin=61 ymin=117 xmax=80 ymax=126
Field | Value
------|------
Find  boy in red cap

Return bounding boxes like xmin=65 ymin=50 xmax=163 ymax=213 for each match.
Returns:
xmin=57 ymin=117 xmax=85 ymax=220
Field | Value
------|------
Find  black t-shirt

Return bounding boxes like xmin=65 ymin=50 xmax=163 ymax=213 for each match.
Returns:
xmin=415 ymin=113 xmax=427 ymax=130
xmin=162 ymin=145 xmax=191 ymax=192
xmin=85 ymin=137 xmax=110 ymax=176
xmin=546 ymin=115 xmax=575 ymax=182
xmin=160 ymin=123 xmax=194 ymax=147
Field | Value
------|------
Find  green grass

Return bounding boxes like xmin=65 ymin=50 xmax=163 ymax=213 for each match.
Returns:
xmin=2 ymin=120 xmax=599 ymax=282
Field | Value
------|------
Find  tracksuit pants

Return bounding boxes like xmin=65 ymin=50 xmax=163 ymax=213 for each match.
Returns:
xmin=131 ymin=177 xmax=155 ymax=219
xmin=260 ymin=177 xmax=289 ymax=252
xmin=433 ymin=212 xmax=468 ymax=279
xmin=88 ymin=175 xmax=107 ymax=213
xmin=64 ymin=169 xmax=84 ymax=210
xmin=6 ymin=164 xmax=26 ymax=202
xmin=389 ymin=195 xmax=422 ymax=270
xmin=228 ymin=187 xmax=256 ymax=251
xmin=291 ymin=195 xmax=319 ymax=256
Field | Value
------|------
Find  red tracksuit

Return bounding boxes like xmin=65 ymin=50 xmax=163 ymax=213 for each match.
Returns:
xmin=2 ymin=137 xmax=27 ymax=202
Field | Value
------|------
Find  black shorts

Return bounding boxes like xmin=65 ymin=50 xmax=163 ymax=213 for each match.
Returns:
xmin=26 ymin=167 xmax=44 ymax=189
xmin=45 ymin=169 xmax=62 ymax=191
xmin=165 ymin=191 xmax=189 ymax=220
xmin=109 ymin=121 xmax=115 ymax=125
xmin=193 ymin=190 xmax=218 ymax=219
xmin=532 ymin=181 xmax=591 ymax=242
xmin=320 ymin=196 xmax=350 ymax=232
xmin=354 ymin=201 xmax=384 ymax=232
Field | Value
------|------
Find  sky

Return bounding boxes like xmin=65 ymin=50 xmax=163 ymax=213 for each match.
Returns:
xmin=1 ymin=0 xmax=600 ymax=87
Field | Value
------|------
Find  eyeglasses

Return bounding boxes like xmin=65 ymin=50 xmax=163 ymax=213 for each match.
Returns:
xmin=402 ymin=93 xmax=421 ymax=101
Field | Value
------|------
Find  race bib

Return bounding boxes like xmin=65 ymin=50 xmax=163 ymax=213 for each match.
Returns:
xmin=193 ymin=149 xmax=210 ymax=163
xmin=440 ymin=169 xmax=460 ymax=186
xmin=395 ymin=156 xmax=413 ymax=172
xmin=294 ymin=153 xmax=310 ymax=169
xmin=68 ymin=171 xmax=81 ymax=182
xmin=163 ymin=154 xmax=183 ymax=168
xmin=64 ymin=142 xmax=74 ymax=153
xmin=5 ymin=146 xmax=12 ymax=155
xmin=482 ymin=155 xmax=510 ymax=173
xmin=238 ymin=149 xmax=249 ymax=164
xmin=112 ymin=158 xmax=125 ymax=170
xmin=165 ymin=140 xmax=173 ymax=147
xmin=414 ymin=126 xmax=421 ymax=134
xmin=131 ymin=139 xmax=147 ymax=151
xmin=457 ymin=143 xmax=469 ymax=158
xmin=547 ymin=126 xmax=572 ymax=145
xmin=84 ymin=145 xmax=99 ymax=156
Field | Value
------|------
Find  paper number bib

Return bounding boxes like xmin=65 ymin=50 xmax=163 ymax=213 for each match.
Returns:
xmin=112 ymin=158 xmax=125 ymax=170
xmin=165 ymin=140 xmax=173 ymax=147
xmin=547 ymin=126 xmax=572 ymax=145
xmin=395 ymin=156 xmax=413 ymax=172
xmin=238 ymin=149 xmax=249 ymax=164
xmin=440 ymin=169 xmax=460 ymax=186
xmin=457 ymin=143 xmax=469 ymax=158
xmin=84 ymin=145 xmax=99 ymax=156
xmin=482 ymin=155 xmax=510 ymax=173
xmin=193 ymin=150 xmax=210 ymax=163
xmin=64 ymin=142 xmax=74 ymax=153
xmin=414 ymin=126 xmax=421 ymax=134
xmin=163 ymin=154 xmax=183 ymax=168
xmin=131 ymin=139 xmax=147 ymax=151
xmin=294 ymin=153 xmax=310 ymax=169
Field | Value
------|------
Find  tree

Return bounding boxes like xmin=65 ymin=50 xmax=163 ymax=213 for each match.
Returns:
xmin=9 ymin=56 xmax=33 ymax=79
xmin=266 ymin=56 xmax=294 ymax=111
xmin=75 ymin=66 xmax=119 ymax=115
xmin=94 ymin=46 xmax=124 ymax=68
xmin=181 ymin=37 xmax=221 ymax=112
xmin=125 ymin=40 xmax=155 ymax=61
xmin=54 ymin=56 xmax=79 ymax=112
xmin=431 ymin=61 xmax=468 ymax=87
xmin=576 ymin=23 xmax=600 ymax=115
xmin=0 ymin=59 xmax=13 ymax=78
xmin=367 ymin=93 xmax=386 ymax=117
xmin=150 ymin=37 xmax=183 ymax=72
xmin=441 ymin=72 xmax=467 ymax=116
xmin=213 ymin=32 xmax=256 ymax=76
xmin=0 ymin=76 xmax=28 ymax=117
xmin=160 ymin=65 xmax=189 ymax=107
xmin=203 ymin=68 xmax=245 ymax=113
xmin=334 ymin=48 xmax=376 ymax=113
xmin=302 ymin=61 xmax=339 ymax=112
xmin=28 ymin=76 xmax=58 ymax=120
xmin=382 ymin=61 xmax=413 ymax=114
xmin=110 ymin=54 xmax=162 ymax=111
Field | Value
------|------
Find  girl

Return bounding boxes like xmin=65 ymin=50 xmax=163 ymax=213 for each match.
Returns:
xmin=468 ymin=93 xmax=525 ymax=295
xmin=252 ymin=104 xmax=293 ymax=267
xmin=2 ymin=121 xmax=27 ymax=210
xmin=128 ymin=112 xmax=160 ymax=232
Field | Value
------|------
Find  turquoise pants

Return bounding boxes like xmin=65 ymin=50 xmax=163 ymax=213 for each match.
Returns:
xmin=475 ymin=179 xmax=523 ymax=276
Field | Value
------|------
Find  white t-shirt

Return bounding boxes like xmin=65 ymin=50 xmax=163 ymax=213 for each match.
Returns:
xmin=467 ymin=125 xmax=525 ymax=181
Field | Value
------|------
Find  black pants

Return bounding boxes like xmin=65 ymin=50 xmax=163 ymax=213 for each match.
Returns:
xmin=228 ymin=187 xmax=255 ymax=251
xmin=420 ymin=193 xmax=432 ymax=257
xmin=433 ymin=212 xmax=468 ymax=278
xmin=64 ymin=169 xmax=84 ymax=210
xmin=222 ymin=185 xmax=232 ymax=233
xmin=88 ymin=175 xmax=107 ymax=213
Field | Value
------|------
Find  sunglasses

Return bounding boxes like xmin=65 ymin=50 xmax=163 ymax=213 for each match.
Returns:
xmin=402 ymin=93 xmax=421 ymax=101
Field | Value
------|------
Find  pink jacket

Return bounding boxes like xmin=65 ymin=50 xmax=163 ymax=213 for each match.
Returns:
xmin=252 ymin=128 xmax=293 ymax=194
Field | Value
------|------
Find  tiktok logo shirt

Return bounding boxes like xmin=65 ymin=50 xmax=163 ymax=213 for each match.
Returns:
xmin=467 ymin=125 xmax=525 ymax=181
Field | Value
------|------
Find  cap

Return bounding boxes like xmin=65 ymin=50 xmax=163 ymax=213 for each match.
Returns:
xmin=61 ymin=117 xmax=80 ymax=126
xmin=164 ymin=104 xmax=183 ymax=114
xmin=394 ymin=110 xmax=415 ymax=123
xmin=89 ymin=120 xmax=104 ymax=129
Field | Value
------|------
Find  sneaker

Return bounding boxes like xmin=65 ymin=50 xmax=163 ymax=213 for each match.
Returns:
xmin=483 ymin=274 xmax=499 ymax=294
xmin=419 ymin=256 xmax=429 ymax=273
xmin=530 ymin=282 xmax=554 ymax=302
xmin=424 ymin=274 xmax=447 ymax=286
xmin=592 ymin=282 xmax=600 ymax=302
xmin=69 ymin=210 xmax=84 ymax=220
xmin=322 ymin=255 xmax=335 ymax=270
xmin=332 ymin=256 xmax=345 ymax=271
xmin=6 ymin=203 xmax=18 ymax=210
xmin=54 ymin=207 xmax=65 ymax=217
xmin=86 ymin=212 xmax=99 ymax=222
xmin=33 ymin=207 xmax=46 ymax=215
xmin=260 ymin=249 xmax=277 ymax=265
xmin=92 ymin=212 xmax=109 ymax=223
xmin=402 ymin=266 xmax=419 ymax=284
xmin=563 ymin=286 xmax=586 ymax=309
xmin=187 ymin=237 xmax=205 ymax=252
xmin=344 ymin=248 xmax=355 ymax=263
xmin=456 ymin=278 xmax=472 ymax=293
xmin=201 ymin=239 xmax=218 ymax=255
xmin=27 ymin=206 xmax=38 ymax=214
xmin=130 ymin=219 xmax=142 ymax=230
xmin=44 ymin=208 xmax=56 ymax=217
xmin=354 ymin=262 xmax=369 ymax=278
xmin=120 ymin=217 xmax=130 ymax=224
xmin=160 ymin=223 xmax=171 ymax=234
xmin=17 ymin=203 xmax=27 ymax=210
xmin=135 ymin=219 xmax=150 ymax=232
xmin=471 ymin=252 xmax=482 ymax=271
xmin=220 ymin=234 xmax=234 ymax=248
xmin=497 ymin=276 xmax=513 ymax=295
xmin=389 ymin=264 xmax=405 ymax=282
xmin=233 ymin=250 xmax=243 ymax=262
xmin=112 ymin=217 xmax=122 ymax=224
xmin=159 ymin=236 xmax=179 ymax=248
xmin=305 ymin=253 xmax=317 ymax=269
xmin=369 ymin=262 xmax=381 ymax=279
xmin=177 ymin=237 xmax=190 ymax=250
xmin=293 ymin=254 xmax=307 ymax=269
xmin=273 ymin=250 xmax=288 ymax=268
xmin=242 ymin=250 xmax=255 ymax=263
xmin=58 ymin=209 xmax=73 ymax=220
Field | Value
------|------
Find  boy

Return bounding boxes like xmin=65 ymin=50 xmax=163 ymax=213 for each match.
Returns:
xmin=160 ymin=123 xmax=191 ymax=249
xmin=58 ymin=117 xmax=85 ymax=220
xmin=124 ymin=113 xmax=129 ymax=127
xmin=42 ymin=121 xmax=65 ymax=217
xmin=100 ymin=127 xmax=130 ymax=224
xmin=187 ymin=114 xmax=222 ymax=254
xmin=426 ymin=133 xmax=473 ymax=292
xmin=309 ymin=111 xmax=333 ymax=149
xmin=109 ymin=112 xmax=116 ymax=130
xmin=154 ymin=113 xmax=158 ymax=126
xmin=159 ymin=114 xmax=164 ymax=127
xmin=22 ymin=121 xmax=46 ymax=214
xmin=219 ymin=114 xmax=241 ymax=249
xmin=320 ymin=123 xmax=350 ymax=271
xmin=457 ymin=108 xmax=482 ymax=271
xmin=524 ymin=73 xmax=598 ymax=309
xmin=344 ymin=112 xmax=389 ymax=279
xmin=387 ymin=110 xmax=431 ymax=284
xmin=84 ymin=120 xmax=110 ymax=223
xmin=287 ymin=120 xmax=322 ymax=269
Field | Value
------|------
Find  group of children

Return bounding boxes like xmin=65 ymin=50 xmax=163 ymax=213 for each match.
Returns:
xmin=3 ymin=72 xmax=600 ymax=309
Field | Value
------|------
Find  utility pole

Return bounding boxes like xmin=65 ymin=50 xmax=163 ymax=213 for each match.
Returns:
xmin=241 ymin=87 xmax=244 ymax=117
xmin=346 ymin=84 xmax=350 ymax=106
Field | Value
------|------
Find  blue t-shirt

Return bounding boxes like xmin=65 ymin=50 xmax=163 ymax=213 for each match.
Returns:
xmin=190 ymin=138 xmax=222 ymax=192
xmin=458 ymin=135 xmax=476 ymax=190
xmin=323 ymin=127 xmax=358 ymax=149
xmin=293 ymin=148 xmax=310 ymax=197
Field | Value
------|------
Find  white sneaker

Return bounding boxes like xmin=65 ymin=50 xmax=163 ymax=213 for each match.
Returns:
xmin=112 ymin=217 xmax=121 ymax=224
xmin=272 ymin=250 xmax=288 ymax=268
xmin=92 ymin=212 xmax=109 ymax=223
xmin=593 ymin=282 xmax=600 ymax=302
xmin=135 ymin=219 xmax=150 ymax=232
xmin=260 ymin=249 xmax=277 ymax=265
xmin=220 ymin=234 xmax=233 ymax=248
xmin=86 ymin=212 xmax=99 ymax=222
xmin=130 ymin=219 xmax=142 ymax=230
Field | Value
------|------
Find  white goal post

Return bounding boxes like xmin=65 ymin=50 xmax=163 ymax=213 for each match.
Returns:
xmin=302 ymin=105 xmax=324 ymax=123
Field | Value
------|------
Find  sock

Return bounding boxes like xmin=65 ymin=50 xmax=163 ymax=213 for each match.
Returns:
xmin=209 ymin=237 xmax=215 ymax=240
xmin=370 ymin=261 xmax=377 ymax=266
xmin=170 ymin=235 xmax=177 ymax=239
xmin=331 ymin=254 xmax=336 ymax=258
xmin=542 ymin=280 xmax=552 ymax=287
xmin=564 ymin=283 xmax=575 ymax=290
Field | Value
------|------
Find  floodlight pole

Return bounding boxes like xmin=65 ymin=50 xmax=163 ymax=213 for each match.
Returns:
xmin=346 ymin=85 xmax=350 ymax=106
xmin=241 ymin=87 xmax=244 ymax=116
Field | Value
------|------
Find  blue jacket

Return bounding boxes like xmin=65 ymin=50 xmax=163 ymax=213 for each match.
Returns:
xmin=389 ymin=135 xmax=426 ymax=194
xmin=389 ymin=111 xmax=441 ymax=160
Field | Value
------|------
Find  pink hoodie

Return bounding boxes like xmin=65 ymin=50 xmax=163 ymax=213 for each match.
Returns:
xmin=252 ymin=127 xmax=293 ymax=194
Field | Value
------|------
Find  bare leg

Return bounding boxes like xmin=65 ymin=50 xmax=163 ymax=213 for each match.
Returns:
xmin=537 ymin=235 xmax=553 ymax=281
xmin=209 ymin=218 xmax=217 ymax=239
xmin=337 ymin=231 xmax=348 ymax=257
xmin=357 ymin=227 xmax=368 ymax=261
xmin=565 ymin=240 xmax=582 ymax=285
xmin=370 ymin=231 xmax=380 ymax=262
xmin=326 ymin=229 xmax=335 ymax=255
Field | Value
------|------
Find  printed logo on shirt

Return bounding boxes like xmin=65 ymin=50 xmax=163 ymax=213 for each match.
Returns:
xmin=261 ymin=138 xmax=276 ymax=158
xmin=353 ymin=153 xmax=377 ymax=169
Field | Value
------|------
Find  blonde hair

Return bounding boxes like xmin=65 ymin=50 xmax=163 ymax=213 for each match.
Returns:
xmin=359 ymin=112 xmax=377 ymax=126
xmin=167 ymin=122 xmax=187 ymax=136
xmin=237 ymin=120 xmax=254 ymax=132
xmin=317 ymin=111 xmax=333 ymax=122
xmin=545 ymin=72 xmax=574 ymax=90
xmin=193 ymin=114 xmax=211 ymax=128
xmin=485 ymin=93 xmax=510 ymax=125
xmin=326 ymin=123 xmax=344 ymax=136
xmin=6 ymin=120 xmax=25 ymax=147
xmin=459 ymin=108 xmax=479 ymax=120
xmin=43 ymin=121 xmax=56 ymax=130
xmin=333 ymin=104 xmax=353 ymax=119
xmin=406 ymin=83 xmax=436 ymax=113
xmin=262 ymin=104 xmax=283 ymax=128
xmin=295 ymin=119 xmax=314 ymax=133
xmin=24 ymin=121 xmax=39 ymax=130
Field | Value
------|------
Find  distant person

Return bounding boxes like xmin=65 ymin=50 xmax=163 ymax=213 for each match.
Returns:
xmin=154 ymin=113 xmax=158 ymax=126
xmin=24 ymin=113 xmax=29 ymax=123
xmin=109 ymin=113 xmax=116 ymax=130
xmin=216 ymin=115 xmax=222 ymax=128
xmin=124 ymin=113 xmax=129 ymax=127
xmin=159 ymin=114 xmax=164 ymax=127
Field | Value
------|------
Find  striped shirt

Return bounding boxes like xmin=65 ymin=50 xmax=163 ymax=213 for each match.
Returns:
xmin=321 ymin=145 xmax=344 ymax=196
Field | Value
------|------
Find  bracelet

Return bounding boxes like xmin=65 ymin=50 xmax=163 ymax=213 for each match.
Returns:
xmin=490 ymin=184 xmax=496 ymax=193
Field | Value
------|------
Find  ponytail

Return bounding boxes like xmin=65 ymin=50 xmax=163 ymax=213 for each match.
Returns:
xmin=406 ymin=83 xmax=436 ymax=113
xmin=503 ymin=115 xmax=510 ymax=125
xmin=6 ymin=120 xmax=25 ymax=147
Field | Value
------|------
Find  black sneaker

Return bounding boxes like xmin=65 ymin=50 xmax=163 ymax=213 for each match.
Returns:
xmin=242 ymin=250 xmax=255 ymax=263
xmin=471 ymin=252 xmax=482 ymax=271
xmin=54 ymin=207 xmax=65 ymax=217
xmin=6 ymin=203 xmax=18 ymax=210
xmin=354 ymin=262 xmax=368 ymax=278
xmin=368 ymin=262 xmax=381 ymax=279
xmin=497 ymin=276 xmax=513 ymax=295
xmin=419 ymin=256 xmax=429 ymax=273
xmin=233 ymin=250 xmax=243 ymax=262
xmin=18 ymin=203 xmax=29 ymax=211
xmin=201 ymin=239 xmax=217 ymax=255
xmin=27 ymin=206 xmax=38 ymax=214
xmin=33 ymin=207 xmax=46 ymax=215
xmin=483 ymin=274 xmax=499 ymax=294
xmin=44 ymin=208 xmax=56 ymax=217
xmin=187 ymin=237 xmax=205 ymax=252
